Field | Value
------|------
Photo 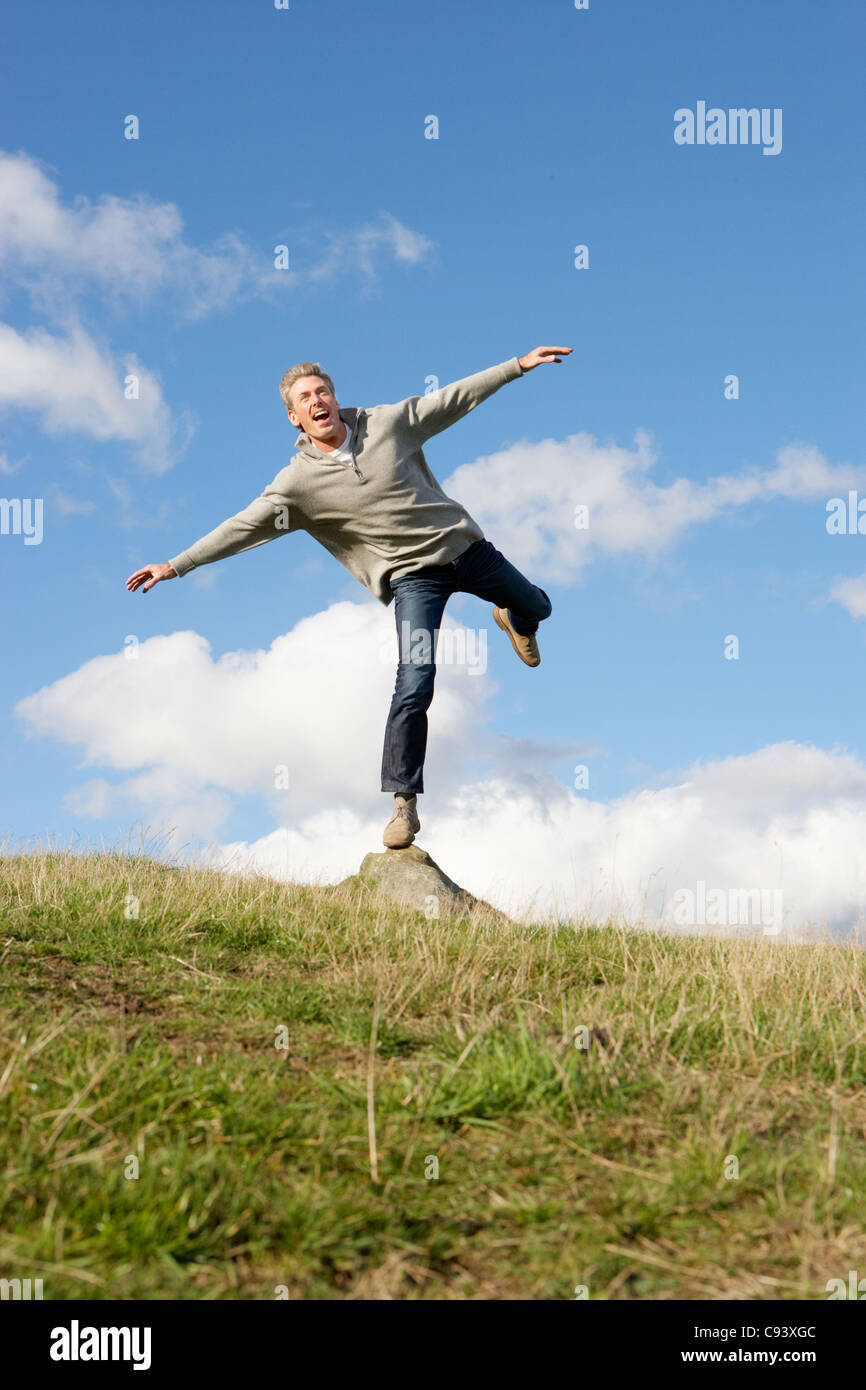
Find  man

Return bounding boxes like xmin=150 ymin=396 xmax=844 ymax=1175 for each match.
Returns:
xmin=126 ymin=344 xmax=570 ymax=848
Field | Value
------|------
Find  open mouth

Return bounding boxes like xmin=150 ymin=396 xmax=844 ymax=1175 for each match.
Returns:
xmin=312 ymin=409 xmax=329 ymax=423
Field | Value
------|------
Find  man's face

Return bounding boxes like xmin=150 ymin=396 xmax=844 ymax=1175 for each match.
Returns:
xmin=288 ymin=375 xmax=341 ymax=440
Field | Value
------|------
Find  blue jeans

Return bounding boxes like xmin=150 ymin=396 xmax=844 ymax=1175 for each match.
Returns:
xmin=381 ymin=538 xmax=552 ymax=795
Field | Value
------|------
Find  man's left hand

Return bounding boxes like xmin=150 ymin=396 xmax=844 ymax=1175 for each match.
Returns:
xmin=518 ymin=345 xmax=573 ymax=372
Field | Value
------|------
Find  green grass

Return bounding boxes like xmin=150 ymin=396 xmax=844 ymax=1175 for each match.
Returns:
xmin=2 ymin=849 xmax=866 ymax=1300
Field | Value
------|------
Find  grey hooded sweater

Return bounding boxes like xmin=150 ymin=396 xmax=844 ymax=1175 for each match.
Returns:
xmin=168 ymin=355 xmax=524 ymax=606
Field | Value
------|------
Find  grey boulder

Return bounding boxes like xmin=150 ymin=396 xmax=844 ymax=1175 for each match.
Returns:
xmin=336 ymin=844 xmax=511 ymax=924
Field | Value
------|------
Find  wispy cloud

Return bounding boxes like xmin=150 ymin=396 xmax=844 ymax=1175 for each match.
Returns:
xmin=829 ymin=575 xmax=866 ymax=621
xmin=49 ymin=487 xmax=97 ymax=517
xmin=0 ymin=150 xmax=436 ymax=320
xmin=0 ymin=150 xmax=436 ymax=470
xmin=0 ymin=450 xmax=27 ymax=474
xmin=303 ymin=212 xmax=436 ymax=293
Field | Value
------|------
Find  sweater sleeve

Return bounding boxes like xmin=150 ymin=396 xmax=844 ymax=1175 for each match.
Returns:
xmin=400 ymin=357 xmax=523 ymax=441
xmin=169 ymin=484 xmax=297 ymax=578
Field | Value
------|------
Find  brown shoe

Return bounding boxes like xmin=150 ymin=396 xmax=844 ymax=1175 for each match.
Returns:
xmin=493 ymin=606 xmax=540 ymax=667
xmin=382 ymin=794 xmax=421 ymax=849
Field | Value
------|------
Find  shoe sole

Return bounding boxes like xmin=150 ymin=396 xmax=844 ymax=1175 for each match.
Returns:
xmin=382 ymin=830 xmax=416 ymax=849
xmin=494 ymin=607 xmax=540 ymax=667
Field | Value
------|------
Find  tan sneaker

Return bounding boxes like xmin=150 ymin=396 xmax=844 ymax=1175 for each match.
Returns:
xmin=382 ymin=794 xmax=421 ymax=849
xmin=493 ymin=606 xmax=540 ymax=667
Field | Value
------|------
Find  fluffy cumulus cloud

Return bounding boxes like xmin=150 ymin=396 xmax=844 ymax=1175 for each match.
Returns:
xmin=15 ymin=601 xmax=492 ymax=837
xmin=216 ymin=749 xmax=866 ymax=936
xmin=0 ymin=320 xmax=193 ymax=473
xmin=15 ymin=602 xmax=866 ymax=936
xmin=445 ymin=437 xmax=866 ymax=585
xmin=0 ymin=150 xmax=261 ymax=319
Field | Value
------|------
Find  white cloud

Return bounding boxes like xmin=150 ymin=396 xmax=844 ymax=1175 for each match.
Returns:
xmin=0 ymin=319 xmax=192 ymax=473
xmin=381 ymin=213 xmax=436 ymax=264
xmin=65 ymin=771 xmax=233 ymax=843
xmin=0 ymin=149 xmax=268 ymax=320
xmin=829 ymin=575 xmax=866 ymax=622
xmin=0 ymin=150 xmax=435 ymax=320
xmin=15 ymin=602 xmax=866 ymax=935
xmin=760 ymin=443 xmax=863 ymax=500
xmin=303 ymin=212 xmax=435 ymax=293
xmin=0 ymin=150 xmax=435 ymax=469
xmin=50 ymin=487 xmax=96 ymax=517
xmin=210 ymin=746 xmax=866 ymax=935
xmin=14 ymin=600 xmax=491 ymax=821
xmin=445 ymin=436 xmax=866 ymax=584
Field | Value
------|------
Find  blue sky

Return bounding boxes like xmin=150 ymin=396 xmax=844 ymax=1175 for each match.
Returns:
xmin=3 ymin=0 xmax=866 ymax=930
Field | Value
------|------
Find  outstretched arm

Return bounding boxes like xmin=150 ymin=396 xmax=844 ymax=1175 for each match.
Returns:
xmin=403 ymin=345 xmax=573 ymax=441
xmin=125 ymin=486 xmax=296 ymax=593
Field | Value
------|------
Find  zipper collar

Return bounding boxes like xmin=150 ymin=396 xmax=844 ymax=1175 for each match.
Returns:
xmin=295 ymin=407 xmax=361 ymax=460
xmin=295 ymin=407 xmax=365 ymax=481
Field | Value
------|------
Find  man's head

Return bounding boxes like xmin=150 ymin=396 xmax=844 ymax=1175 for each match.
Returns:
xmin=279 ymin=361 xmax=342 ymax=443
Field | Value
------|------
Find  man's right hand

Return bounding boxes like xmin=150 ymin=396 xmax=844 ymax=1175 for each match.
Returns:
xmin=126 ymin=562 xmax=177 ymax=594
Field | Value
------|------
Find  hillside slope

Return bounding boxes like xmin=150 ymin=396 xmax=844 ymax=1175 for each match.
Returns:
xmin=1 ymin=851 xmax=865 ymax=1300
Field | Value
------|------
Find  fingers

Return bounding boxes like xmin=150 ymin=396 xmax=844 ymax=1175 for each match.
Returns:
xmin=126 ymin=566 xmax=155 ymax=592
xmin=527 ymin=346 xmax=573 ymax=367
xmin=520 ymin=346 xmax=573 ymax=371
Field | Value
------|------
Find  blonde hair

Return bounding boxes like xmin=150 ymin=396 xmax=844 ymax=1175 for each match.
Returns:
xmin=279 ymin=361 xmax=337 ymax=417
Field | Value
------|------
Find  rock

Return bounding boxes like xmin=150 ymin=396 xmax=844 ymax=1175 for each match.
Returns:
xmin=336 ymin=844 xmax=512 ymax=924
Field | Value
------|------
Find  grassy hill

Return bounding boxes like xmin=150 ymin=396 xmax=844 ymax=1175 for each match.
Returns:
xmin=1 ymin=850 xmax=865 ymax=1300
